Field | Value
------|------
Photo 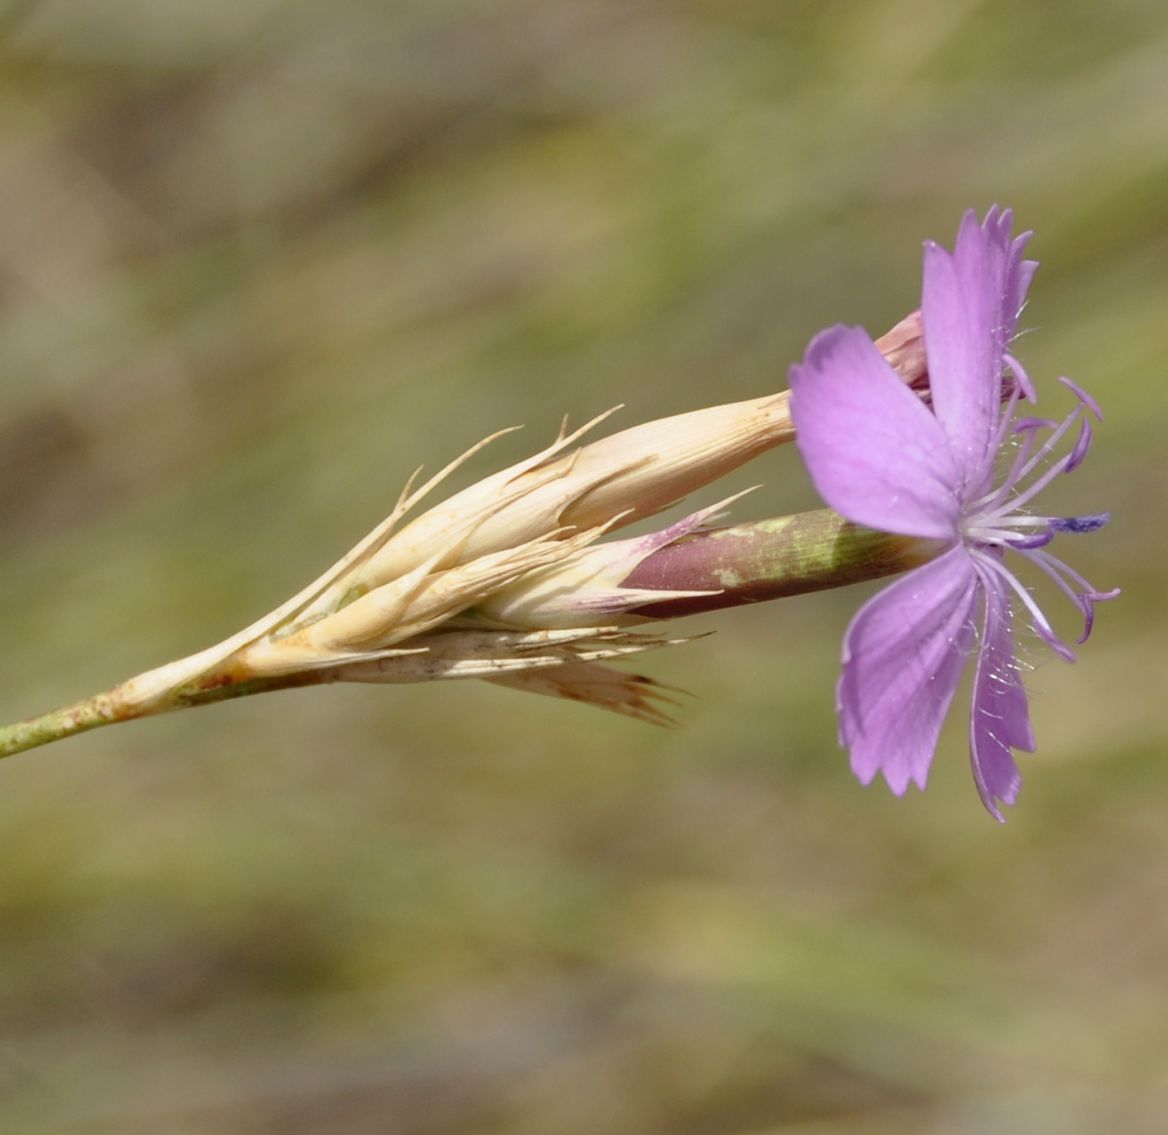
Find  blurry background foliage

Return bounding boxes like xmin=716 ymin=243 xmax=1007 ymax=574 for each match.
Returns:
xmin=0 ymin=1 xmax=1165 ymax=1132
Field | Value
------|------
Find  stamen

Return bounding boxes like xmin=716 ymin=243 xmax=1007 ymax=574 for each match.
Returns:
xmin=1029 ymin=544 xmax=1111 ymax=597
xmin=970 ymin=397 xmax=1043 ymax=515
xmin=1019 ymin=546 xmax=1117 ymax=646
xmin=1058 ymin=376 xmax=1103 ymax=421
xmin=983 ymin=438 xmax=1076 ymax=520
xmin=961 ymin=513 xmax=1051 ymax=549
xmin=1003 ymin=352 xmax=1036 ymax=401
xmin=1051 ymin=513 xmax=1110 ymax=534
xmin=1064 ymin=417 xmax=1092 ymax=473
xmin=1027 ymin=549 xmax=1121 ymax=614
xmin=987 ymin=384 xmax=1026 ymax=459
xmin=974 ymin=514 xmax=1051 ymax=530
xmin=970 ymin=549 xmax=1076 ymax=662
xmin=997 ymin=403 xmax=1084 ymax=501
xmin=963 ymin=525 xmax=1052 ymax=550
xmin=982 ymin=422 xmax=1048 ymax=511
xmin=1022 ymin=546 xmax=1097 ymax=644
xmin=1008 ymin=531 xmax=1055 ymax=550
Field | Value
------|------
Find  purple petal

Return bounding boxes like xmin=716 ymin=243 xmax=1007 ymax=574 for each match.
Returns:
xmin=838 ymin=546 xmax=979 ymax=795
xmin=968 ymin=566 xmax=1033 ymax=822
xmin=922 ymin=223 xmax=1001 ymax=478
xmin=985 ymin=206 xmax=1039 ymax=341
xmin=790 ymin=325 xmax=961 ymax=540
xmin=923 ymin=209 xmax=1037 ymax=487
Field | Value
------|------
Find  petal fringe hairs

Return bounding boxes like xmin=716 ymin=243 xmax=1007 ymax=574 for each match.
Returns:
xmin=0 ymin=209 xmax=1115 ymax=820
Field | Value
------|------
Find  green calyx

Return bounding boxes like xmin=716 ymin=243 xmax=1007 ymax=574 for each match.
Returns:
xmin=623 ymin=508 xmax=944 ymax=618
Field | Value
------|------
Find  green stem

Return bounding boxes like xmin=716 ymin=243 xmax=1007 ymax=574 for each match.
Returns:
xmin=0 ymin=692 xmax=126 ymax=759
xmin=0 ymin=668 xmax=336 ymax=761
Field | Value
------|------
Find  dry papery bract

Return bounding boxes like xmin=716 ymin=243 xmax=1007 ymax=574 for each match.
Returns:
xmin=111 ymin=393 xmax=794 ymax=722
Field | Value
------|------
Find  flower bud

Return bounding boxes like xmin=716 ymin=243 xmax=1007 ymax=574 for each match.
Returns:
xmin=875 ymin=310 xmax=927 ymax=388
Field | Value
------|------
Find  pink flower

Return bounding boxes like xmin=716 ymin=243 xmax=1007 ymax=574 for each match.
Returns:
xmin=789 ymin=208 xmax=1117 ymax=819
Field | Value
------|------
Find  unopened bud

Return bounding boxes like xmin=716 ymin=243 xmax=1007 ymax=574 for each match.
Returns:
xmin=875 ymin=310 xmax=927 ymax=389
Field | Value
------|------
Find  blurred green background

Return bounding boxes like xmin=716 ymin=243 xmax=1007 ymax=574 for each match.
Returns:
xmin=1 ymin=2 xmax=1165 ymax=1131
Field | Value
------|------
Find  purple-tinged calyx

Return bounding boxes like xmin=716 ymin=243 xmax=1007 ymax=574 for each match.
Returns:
xmin=470 ymin=492 xmax=755 ymax=629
